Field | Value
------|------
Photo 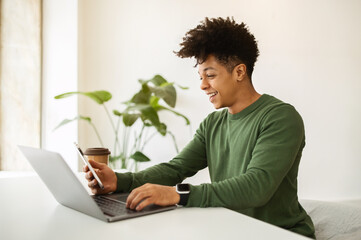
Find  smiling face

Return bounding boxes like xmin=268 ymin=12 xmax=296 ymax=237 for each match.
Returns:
xmin=198 ymin=55 xmax=248 ymax=113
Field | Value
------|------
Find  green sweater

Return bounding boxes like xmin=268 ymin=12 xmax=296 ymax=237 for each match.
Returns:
xmin=115 ymin=94 xmax=315 ymax=238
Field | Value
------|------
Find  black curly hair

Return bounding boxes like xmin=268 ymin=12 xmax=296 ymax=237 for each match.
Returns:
xmin=175 ymin=17 xmax=259 ymax=78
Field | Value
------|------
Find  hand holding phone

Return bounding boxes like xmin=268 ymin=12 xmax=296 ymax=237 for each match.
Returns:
xmin=74 ymin=142 xmax=104 ymax=190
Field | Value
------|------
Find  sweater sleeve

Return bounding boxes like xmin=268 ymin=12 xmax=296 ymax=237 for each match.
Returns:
xmin=186 ymin=105 xmax=305 ymax=210
xmin=115 ymin=121 xmax=208 ymax=193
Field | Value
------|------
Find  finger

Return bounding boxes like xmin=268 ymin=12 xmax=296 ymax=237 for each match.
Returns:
xmin=129 ymin=191 xmax=149 ymax=210
xmin=83 ymin=164 xmax=89 ymax=172
xmin=126 ymin=184 xmax=152 ymax=208
xmin=88 ymin=178 xmax=98 ymax=188
xmin=93 ymin=168 xmax=102 ymax=176
xmin=91 ymin=187 xmax=101 ymax=195
xmin=126 ymin=190 xmax=137 ymax=208
xmin=126 ymin=188 xmax=140 ymax=208
xmin=88 ymin=160 xmax=106 ymax=169
xmin=91 ymin=185 xmax=106 ymax=195
xmin=126 ymin=185 xmax=147 ymax=208
xmin=85 ymin=171 xmax=93 ymax=180
xmin=135 ymin=198 xmax=153 ymax=211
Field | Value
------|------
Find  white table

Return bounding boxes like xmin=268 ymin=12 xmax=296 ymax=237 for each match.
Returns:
xmin=0 ymin=175 xmax=310 ymax=240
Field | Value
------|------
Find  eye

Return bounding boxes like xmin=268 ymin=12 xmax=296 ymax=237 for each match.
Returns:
xmin=199 ymin=74 xmax=215 ymax=81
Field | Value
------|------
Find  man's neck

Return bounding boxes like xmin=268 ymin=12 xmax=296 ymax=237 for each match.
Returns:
xmin=228 ymin=88 xmax=261 ymax=115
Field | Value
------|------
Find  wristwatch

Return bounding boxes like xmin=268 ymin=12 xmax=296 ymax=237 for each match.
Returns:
xmin=176 ymin=183 xmax=190 ymax=206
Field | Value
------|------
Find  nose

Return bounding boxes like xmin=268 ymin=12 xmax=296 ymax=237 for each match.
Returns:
xmin=200 ymin=78 xmax=209 ymax=91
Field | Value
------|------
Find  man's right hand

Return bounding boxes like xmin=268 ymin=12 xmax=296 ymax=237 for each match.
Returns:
xmin=83 ymin=160 xmax=117 ymax=195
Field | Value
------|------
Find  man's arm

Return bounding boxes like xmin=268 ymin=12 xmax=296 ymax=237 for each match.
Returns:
xmin=84 ymin=121 xmax=208 ymax=208
xmin=116 ymin=124 xmax=208 ymax=192
xmin=115 ymin=119 xmax=209 ymax=210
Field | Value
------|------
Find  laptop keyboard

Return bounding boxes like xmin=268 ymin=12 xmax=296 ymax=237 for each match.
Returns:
xmin=93 ymin=195 xmax=137 ymax=216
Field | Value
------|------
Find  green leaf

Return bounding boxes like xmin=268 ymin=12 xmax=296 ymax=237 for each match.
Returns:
xmin=150 ymin=75 xmax=167 ymax=86
xmin=122 ymin=113 xmax=140 ymax=126
xmin=149 ymin=96 xmax=160 ymax=109
xmin=55 ymin=91 xmax=112 ymax=104
xmin=140 ymin=105 xmax=160 ymax=126
xmin=126 ymin=104 xmax=160 ymax=126
xmin=85 ymin=91 xmax=112 ymax=104
xmin=79 ymin=116 xmax=92 ymax=122
xmin=113 ymin=110 xmax=122 ymax=116
xmin=109 ymin=154 xmax=122 ymax=162
xmin=130 ymin=151 xmax=151 ymax=162
xmin=149 ymin=84 xmax=177 ymax=108
xmin=156 ymin=123 xmax=167 ymax=136
xmin=53 ymin=115 xmax=91 ymax=131
xmin=130 ymin=84 xmax=151 ymax=104
xmin=138 ymin=79 xmax=149 ymax=85
xmin=54 ymin=92 xmax=79 ymax=99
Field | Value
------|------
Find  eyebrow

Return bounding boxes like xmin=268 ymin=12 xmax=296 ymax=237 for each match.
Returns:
xmin=198 ymin=67 xmax=216 ymax=75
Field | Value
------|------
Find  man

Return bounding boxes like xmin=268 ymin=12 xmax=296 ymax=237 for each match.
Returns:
xmin=84 ymin=17 xmax=315 ymax=238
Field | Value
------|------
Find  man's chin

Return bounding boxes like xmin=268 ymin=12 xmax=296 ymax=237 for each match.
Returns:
xmin=212 ymin=104 xmax=224 ymax=110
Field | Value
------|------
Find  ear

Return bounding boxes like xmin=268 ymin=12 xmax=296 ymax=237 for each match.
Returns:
xmin=233 ymin=64 xmax=247 ymax=82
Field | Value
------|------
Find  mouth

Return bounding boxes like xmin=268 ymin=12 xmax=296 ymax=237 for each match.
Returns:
xmin=207 ymin=91 xmax=218 ymax=103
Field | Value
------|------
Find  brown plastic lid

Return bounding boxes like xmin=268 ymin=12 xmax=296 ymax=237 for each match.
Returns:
xmin=84 ymin=148 xmax=111 ymax=156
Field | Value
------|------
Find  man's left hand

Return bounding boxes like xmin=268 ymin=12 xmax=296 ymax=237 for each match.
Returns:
xmin=126 ymin=183 xmax=180 ymax=211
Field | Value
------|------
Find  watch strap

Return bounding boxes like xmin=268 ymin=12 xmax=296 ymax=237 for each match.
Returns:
xmin=176 ymin=183 xmax=190 ymax=206
xmin=178 ymin=192 xmax=189 ymax=206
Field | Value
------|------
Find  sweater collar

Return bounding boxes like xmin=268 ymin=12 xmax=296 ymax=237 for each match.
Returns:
xmin=227 ymin=94 xmax=271 ymax=120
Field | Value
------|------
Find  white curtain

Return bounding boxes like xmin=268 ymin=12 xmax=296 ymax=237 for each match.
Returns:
xmin=0 ymin=0 xmax=41 ymax=170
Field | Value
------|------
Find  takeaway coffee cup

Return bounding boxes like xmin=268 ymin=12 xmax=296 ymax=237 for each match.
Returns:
xmin=84 ymin=148 xmax=111 ymax=165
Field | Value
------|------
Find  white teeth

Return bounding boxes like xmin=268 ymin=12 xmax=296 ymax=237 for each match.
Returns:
xmin=208 ymin=92 xmax=218 ymax=97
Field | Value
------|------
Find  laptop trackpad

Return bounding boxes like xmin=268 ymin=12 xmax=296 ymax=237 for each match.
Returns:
xmin=101 ymin=193 xmax=128 ymax=203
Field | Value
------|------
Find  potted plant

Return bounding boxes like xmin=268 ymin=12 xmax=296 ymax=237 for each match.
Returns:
xmin=54 ymin=74 xmax=190 ymax=171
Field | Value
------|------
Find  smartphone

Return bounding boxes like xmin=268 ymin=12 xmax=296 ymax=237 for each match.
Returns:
xmin=74 ymin=142 xmax=104 ymax=189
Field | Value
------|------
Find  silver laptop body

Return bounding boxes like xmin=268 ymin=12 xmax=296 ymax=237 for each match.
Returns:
xmin=18 ymin=146 xmax=177 ymax=222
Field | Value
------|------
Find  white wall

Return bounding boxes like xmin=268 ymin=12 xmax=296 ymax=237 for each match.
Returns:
xmin=42 ymin=0 xmax=78 ymax=170
xmin=77 ymin=0 xmax=361 ymax=200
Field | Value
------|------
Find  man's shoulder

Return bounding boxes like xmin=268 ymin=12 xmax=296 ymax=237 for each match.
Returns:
xmin=261 ymin=95 xmax=304 ymax=129
xmin=263 ymin=94 xmax=288 ymax=107
xmin=261 ymin=94 xmax=300 ymax=116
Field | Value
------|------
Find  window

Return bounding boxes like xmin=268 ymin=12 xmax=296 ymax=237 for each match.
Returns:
xmin=0 ymin=0 xmax=42 ymax=170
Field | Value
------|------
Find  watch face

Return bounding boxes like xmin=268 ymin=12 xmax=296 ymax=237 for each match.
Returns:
xmin=177 ymin=184 xmax=190 ymax=192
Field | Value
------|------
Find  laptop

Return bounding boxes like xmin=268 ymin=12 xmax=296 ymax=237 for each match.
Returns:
xmin=18 ymin=145 xmax=177 ymax=222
